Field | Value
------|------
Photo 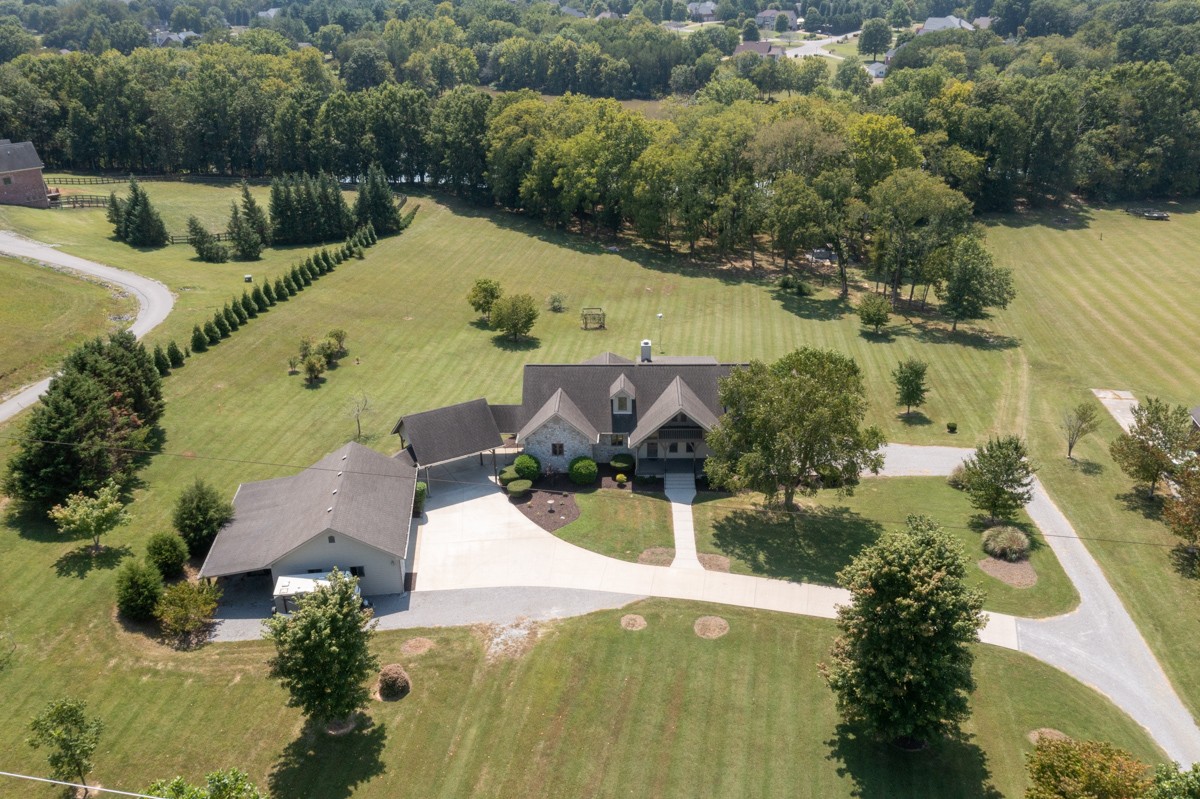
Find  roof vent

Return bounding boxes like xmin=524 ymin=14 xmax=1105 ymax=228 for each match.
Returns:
xmin=327 ymin=506 xmax=333 ymax=512
xmin=640 ymin=339 xmax=652 ymax=363
xmin=337 ymin=471 xmax=342 ymax=476
xmin=342 ymin=455 xmax=347 ymax=460
xmin=332 ymin=489 xmax=338 ymax=494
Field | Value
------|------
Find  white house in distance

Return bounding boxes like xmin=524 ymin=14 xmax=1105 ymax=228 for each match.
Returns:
xmin=199 ymin=442 xmax=418 ymax=595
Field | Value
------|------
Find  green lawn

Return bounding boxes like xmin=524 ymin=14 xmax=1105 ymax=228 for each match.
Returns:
xmin=692 ymin=477 xmax=1078 ymax=618
xmin=0 ymin=185 xmax=1196 ymax=794
xmin=555 ymin=489 xmax=674 ymax=561
xmin=0 ymin=255 xmax=135 ymax=398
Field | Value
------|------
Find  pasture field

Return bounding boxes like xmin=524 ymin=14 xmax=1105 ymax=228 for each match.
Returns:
xmin=0 ymin=254 xmax=135 ymax=398
xmin=0 ymin=185 xmax=1196 ymax=795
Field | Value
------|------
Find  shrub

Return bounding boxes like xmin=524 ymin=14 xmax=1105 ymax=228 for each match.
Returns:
xmin=155 ymin=580 xmax=221 ymax=639
xmin=779 ymin=274 xmax=812 ymax=296
xmin=568 ymin=456 xmax=598 ymax=486
xmin=153 ymin=344 xmax=170 ymax=376
xmin=513 ymin=454 xmax=541 ymax=481
xmin=498 ymin=466 xmax=520 ymax=486
xmin=116 ymin=559 xmax=163 ymax=621
xmin=548 ymin=292 xmax=567 ymax=312
xmin=947 ymin=463 xmax=968 ymax=490
xmin=190 ymin=325 xmax=208 ymax=353
xmin=230 ymin=297 xmax=248 ymax=324
xmin=413 ymin=481 xmax=427 ymax=516
xmin=378 ymin=664 xmax=411 ymax=699
xmin=203 ymin=320 xmax=220 ymax=345
xmin=173 ymin=478 xmax=234 ymax=556
xmin=947 ymin=422 xmax=958 ymax=434
xmin=166 ymin=340 xmax=185 ymax=368
xmin=616 ymin=473 xmax=627 ymax=485
xmin=982 ymin=526 xmax=1030 ymax=562
xmin=146 ymin=531 xmax=189 ymax=578
xmin=213 ymin=311 xmax=231 ymax=338
xmin=610 ymin=454 xmax=635 ymax=472
xmin=507 ymin=479 xmax=532 ymax=498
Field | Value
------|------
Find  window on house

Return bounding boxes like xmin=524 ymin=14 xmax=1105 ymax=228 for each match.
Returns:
xmin=615 ymin=395 xmax=629 ymax=413
xmin=669 ymin=443 xmax=678 ymax=453
xmin=610 ymin=435 xmax=625 ymax=446
xmin=1 ymin=177 xmax=11 ymax=186
xmin=552 ymin=443 xmax=565 ymax=456
xmin=686 ymin=443 xmax=695 ymax=453
xmin=328 ymin=535 xmax=336 ymax=543
xmin=349 ymin=566 xmax=365 ymax=577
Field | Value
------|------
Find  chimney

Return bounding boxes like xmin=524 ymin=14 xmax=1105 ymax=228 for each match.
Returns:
xmin=640 ymin=340 xmax=652 ymax=363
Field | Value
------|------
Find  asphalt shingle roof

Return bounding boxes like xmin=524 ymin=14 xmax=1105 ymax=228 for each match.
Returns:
xmin=391 ymin=398 xmax=504 ymax=466
xmin=0 ymin=140 xmax=43 ymax=174
xmin=629 ymin=376 xmax=720 ymax=446
xmin=517 ymin=388 xmax=600 ymax=443
xmin=199 ymin=442 xmax=417 ymax=578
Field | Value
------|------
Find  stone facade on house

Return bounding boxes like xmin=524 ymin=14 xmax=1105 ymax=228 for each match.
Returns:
xmin=522 ymin=417 xmax=593 ymax=474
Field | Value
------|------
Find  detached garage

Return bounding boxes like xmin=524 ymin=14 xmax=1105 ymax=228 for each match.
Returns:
xmin=199 ymin=442 xmax=418 ymax=596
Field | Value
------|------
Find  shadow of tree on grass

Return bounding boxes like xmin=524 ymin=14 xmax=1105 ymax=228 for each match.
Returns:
xmin=709 ymin=505 xmax=884 ymax=585
xmin=491 ymin=334 xmax=541 ymax=352
xmin=54 ymin=543 xmax=133 ymax=579
xmin=269 ymin=717 xmax=387 ymax=799
xmin=898 ymin=411 xmax=932 ymax=426
xmin=826 ymin=724 xmax=1003 ymax=799
xmin=1116 ymin=490 xmax=1162 ymax=521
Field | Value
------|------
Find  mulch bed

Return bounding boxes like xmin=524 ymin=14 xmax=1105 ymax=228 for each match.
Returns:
xmin=621 ymin=614 xmax=647 ymax=630
xmin=638 ymin=547 xmax=675 ymax=566
xmin=978 ymin=557 xmax=1038 ymax=588
xmin=1027 ymin=728 xmax=1070 ymax=745
xmin=513 ymin=489 xmax=580 ymax=532
xmin=694 ymin=616 xmax=729 ymax=639
xmin=698 ymin=553 xmax=731 ymax=572
xmin=400 ymin=637 xmax=435 ymax=656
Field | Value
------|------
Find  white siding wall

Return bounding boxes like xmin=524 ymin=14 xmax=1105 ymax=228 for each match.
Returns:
xmin=523 ymin=418 xmax=592 ymax=474
xmin=271 ymin=531 xmax=406 ymax=595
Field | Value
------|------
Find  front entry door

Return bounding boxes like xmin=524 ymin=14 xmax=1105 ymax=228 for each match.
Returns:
xmin=647 ymin=442 xmax=658 ymax=458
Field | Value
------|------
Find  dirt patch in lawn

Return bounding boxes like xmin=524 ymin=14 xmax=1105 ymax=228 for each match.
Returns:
xmin=401 ymin=637 xmax=435 ymax=656
xmin=699 ymin=554 xmax=730 ymax=572
xmin=638 ymin=547 xmax=675 ymax=566
xmin=694 ymin=616 xmax=729 ymax=639
xmin=1027 ymin=728 xmax=1071 ymax=745
xmin=978 ymin=557 xmax=1038 ymax=588
xmin=474 ymin=617 xmax=542 ymax=662
xmin=621 ymin=614 xmax=647 ymax=630
xmin=514 ymin=489 xmax=580 ymax=532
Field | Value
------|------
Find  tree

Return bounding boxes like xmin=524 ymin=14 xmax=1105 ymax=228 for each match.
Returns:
xmin=856 ymin=293 xmax=891 ymax=333
xmin=858 ymin=18 xmax=891 ymax=60
xmin=191 ymin=325 xmax=208 ymax=353
xmin=892 ymin=359 xmax=928 ymax=416
xmin=172 ymin=479 xmax=234 ymax=556
xmin=148 ymin=768 xmax=264 ymax=799
xmin=0 ymin=21 xmax=37 ymax=64
xmin=240 ymin=182 xmax=271 ymax=247
xmin=27 ymin=699 xmax=104 ymax=795
xmin=741 ymin=19 xmax=760 ymax=42
xmin=349 ymin=391 xmax=371 ymax=439
xmin=705 ymin=348 xmax=886 ymax=508
xmin=167 ymin=341 xmax=185 ymax=368
xmin=1111 ymin=398 xmax=1200 ymax=498
xmin=302 ymin=355 xmax=326 ymax=385
xmin=822 ymin=516 xmax=985 ymax=747
xmin=153 ymin=344 xmax=171 ymax=377
xmin=774 ymin=12 xmax=790 ymax=33
xmin=116 ymin=559 xmax=164 ymax=621
xmin=940 ymin=236 xmax=1017 ymax=331
xmin=962 ymin=435 xmax=1036 ymax=522
xmin=49 ymin=480 xmax=127 ymax=553
xmin=187 ymin=216 xmax=229 ymax=263
xmin=115 ymin=179 xmax=169 ymax=248
xmin=1164 ymin=464 xmax=1200 ymax=550
xmin=887 ymin=0 xmax=911 ymax=28
xmin=1110 ymin=434 xmax=1172 ymax=500
xmin=1149 ymin=763 xmax=1200 ymax=799
xmin=146 ymin=531 xmax=189 ymax=578
xmin=1062 ymin=401 xmax=1102 ymax=459
xmin=490 ymin=293 xmax=539 ymax=341
xmin=327 ymin=328 xmax=348 ymax=354
xmin=263 ymin=569 xmax=379 ymax=726
xmin=1025 ymin=738 xmax=1152 ymax=799
xmin=156 ymin=581 xmax=222 ymax=640
xmin=834 ymin=58 xmax=871 ymax=95
xmin=354 ymin=163 xmax=401 ymax=234
xmin=227 ymin=203 xmax=263 ymax=261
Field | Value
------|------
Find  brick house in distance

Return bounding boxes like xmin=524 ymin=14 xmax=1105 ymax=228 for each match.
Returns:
xmin=0 ymin=140 xmax=50 ymax=209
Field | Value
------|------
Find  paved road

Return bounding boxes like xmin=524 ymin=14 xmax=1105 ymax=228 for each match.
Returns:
xmin=0 ymin=232 xmax=174 ymax=425
xmin=786 ymin=30 xmax=857 ymax=59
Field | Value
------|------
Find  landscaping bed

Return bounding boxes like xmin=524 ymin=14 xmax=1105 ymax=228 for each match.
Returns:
xmin=512 ymin=488 xmax=580 ymax=533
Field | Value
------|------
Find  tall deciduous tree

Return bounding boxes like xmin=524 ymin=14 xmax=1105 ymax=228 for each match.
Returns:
xmin=858 ymin=18 xmax=891 ymax=60
xmin=1025 ymin=738 xmax=1151 ymax=799
xmin=1110 ymin=397 xmax=1199 ymax=498
xmin=1165 ymin=464 xmax=1200 ymax=551
xmin=962 ymin=435 xmax=1036 ymax=522
xmin=27 ymin=699 xmax=104 ymax=795
xmin=892 ymin=359 xmax=929 ymax=416
xmin=49 ymin=479 xmax=128 ymax=553
xmin=940 ymin=236 xmax=1017 ymax=331
xmin=491 ymin=293 xmax=539 ymax=341
xmin=264 ymin=569 xmax=378 ymax=726
xmin=822 ymin=516 xmax=985 ymax=747
xmin=856 ymin=293 xmax=890 ymax=333
xmin=1062 ymin=400 xmax=1102 ymax=459
xmin=705 ymin=348 xmax=886 ymax=508
xmin=467 ymin=278 xmax=503 ymax=321
xmin=148 ymin=768 xmax=264 ymax=799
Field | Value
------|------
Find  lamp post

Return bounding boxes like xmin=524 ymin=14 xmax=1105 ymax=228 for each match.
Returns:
xmin=657 ymin=312 xmax=663 ymax=353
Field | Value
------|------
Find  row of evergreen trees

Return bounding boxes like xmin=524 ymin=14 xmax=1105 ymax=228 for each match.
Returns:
xmin=270 ymin=164 xmax=403 ymax=246
xmin=4 ymin=332 xmax=164 ymax=507
xmin=107 ymin=178 xmax=168 ymax=247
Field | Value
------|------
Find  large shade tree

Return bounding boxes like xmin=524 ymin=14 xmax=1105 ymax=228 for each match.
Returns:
xmin=705 ymin=348 xmax=886 ymax=508
xmin=822 ymin=516 xmax=985 ymax=747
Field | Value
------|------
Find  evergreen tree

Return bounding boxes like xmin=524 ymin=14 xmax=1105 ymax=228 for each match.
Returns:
xmin=118 ymin=179 xmax=169 ymax=247
xmin=212 ymin=311 xmax=231 ymax=338
xmin=227 ymin=203 xmax=263 ymax=261
xmin=153 ymin=344 xmax=170 ymax=376
xmin=106 ymin=191 xmax=125 ymax=233
xmin=253 ymin=283 xmax=270 ymax=310
xmin=354 ymin=163 xmax=402 ymax=235
xmin=321 ymin=250 xmax=336 ymax=271
xmin=283 ymin=273 xmax=299 ymax=295
xmin=274 ymin=277 xmax=290 ymax=299
xmin=191 ymin=325 xmax=208 ymax=353
xmin=365 ymin=221 xmax=377 ymax=244
xmin=62 ymin=332 xmax=163 ymax=426
xmin=240 ymin=290 xmax=258 ymax=318
xmin=172 ymin=478 xmax=234 ymax=555
xmin=962 ymin=436 xmax=1036 ymax=522
xmin=240 ymin=181 xmax=271 ymax=246
xmin=222 ymin=304 xmax=239 ymax=332
xmin=186 ymin=216 xmax=228 ymax=263
xmin=203 ymin=320 xmax=221 ymax=345
xmin=231 ymin=296 xmax=248 ymax=324
xmin=166 ymin=340 xmax=185 ymax=368
xmin=292 ymin=264 xmax=309 ymax=287
xmin=269 ymin=178 xmax=294 ymax=244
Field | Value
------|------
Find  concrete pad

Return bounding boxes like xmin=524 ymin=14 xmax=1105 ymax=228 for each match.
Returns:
xmin=979 ymin=612 xmax=1019 ymax=649
xmin=1091 ymin=388 xmax=1138 ymax=433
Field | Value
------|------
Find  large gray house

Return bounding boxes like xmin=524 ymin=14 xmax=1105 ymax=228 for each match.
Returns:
xmin=395 ymin=341 xmax=739 ymax=476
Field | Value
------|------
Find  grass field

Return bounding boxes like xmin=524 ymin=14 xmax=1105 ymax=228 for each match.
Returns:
xmin=693 ymin=477 xmax=1077 ymax=618
xmin=0 ymin=184 xmax=1197 ymax=795
xmin=555 ymin=489 xmax=675 ymax=561
xmin=0 ymin=255 xmax=135 ymax=398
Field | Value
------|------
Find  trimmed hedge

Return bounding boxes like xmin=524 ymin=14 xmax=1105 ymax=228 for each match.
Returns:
xmin=609 ymin=454 xmax=635 ymax=472
xmin=507 ymin=479 xmax=532 ymax=498
xmin=498 ymin=466 xmax=520 ymax=486
xmin=413 ymin=481 xmax=427 ymax=516
xmin=568 ymin=456 xmax=598 ymax=486
xmin=116 ymin=559 xmax=163 ymax=621
xmin=513 ymin=454 xmax=541 ymax=481
xmin=146 ymin=531 xmax=189 ymax=578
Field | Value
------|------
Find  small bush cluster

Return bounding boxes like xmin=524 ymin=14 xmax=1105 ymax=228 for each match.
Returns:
xmin=982 ymin=526 xmax=1031 ymax=562
xmin=513 ymin=454 xmax=541 ymax=481
xmin=507 ymin=479 xmax=533 ymax=498
xmin=946 ymin=463 xmax=968 ymax=490
xmin=616 ymin=473 xmax=627 ymax=485
xmin=146 ymin=530 xmax=189 ymax=578
xmin=378 ymin=663 xmax=411 ymax=699
xmin=116 ymin=559 xmax=164 ymax=621
xmin=295 ymin=328 xmax=349 ymax=386
xmin=413 ymin=482 xmax=427 ymax=516
xmin=779 ymin=274 xmax=813 ymax=296
xmin=568 ymin=456 xmax=598 ymax=486
xmin=156 ymin=580 xmax=222 ymax=639
xmin=498 ymin=465 xmax=520 ymax=486
xmin=609 ymin=454 xmax=635 ymax=472
xmin=547 ymin=292 xmax=567 ymax=312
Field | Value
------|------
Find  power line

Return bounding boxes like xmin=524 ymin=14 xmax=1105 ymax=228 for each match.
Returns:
xmin=0 ymin=770 xmax=165 ymax=799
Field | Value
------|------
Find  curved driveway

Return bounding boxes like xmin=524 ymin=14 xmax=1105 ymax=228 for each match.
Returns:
xmin=0 ymin=231 xmax=173 ymax=425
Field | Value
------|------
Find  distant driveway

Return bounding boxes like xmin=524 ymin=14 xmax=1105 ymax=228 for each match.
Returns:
xmin=786 ymin=30 xmax=858 ymax=59
xmin=0 ymin=232 xmax=173 ymax=424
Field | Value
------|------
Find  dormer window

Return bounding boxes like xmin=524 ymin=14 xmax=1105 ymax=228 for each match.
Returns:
xmin=615 ymin=395 xmax=630 ymax=413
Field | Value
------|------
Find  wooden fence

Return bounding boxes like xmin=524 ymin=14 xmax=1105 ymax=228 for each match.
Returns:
xmin=168 ymin=231 xmax=235 ymax=245
xmin=51 ymin=194 xmax=110 ymax=209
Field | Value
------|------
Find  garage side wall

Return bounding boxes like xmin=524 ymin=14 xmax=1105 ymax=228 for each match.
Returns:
xmin=271 ymin=531 xmax=405 ymax=595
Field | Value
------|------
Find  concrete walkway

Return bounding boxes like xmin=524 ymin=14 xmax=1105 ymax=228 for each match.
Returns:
xmin=1092 ymin=389 xmax=1139 ymax=433
xmin=664 ymin=472 xmax=702 ymax=570
xmin=0 ymin=232 xmax=174 ymax=425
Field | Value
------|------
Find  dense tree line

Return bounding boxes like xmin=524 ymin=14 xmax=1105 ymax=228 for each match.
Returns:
xmin=4 ymin=332 xmax=164 ymax=507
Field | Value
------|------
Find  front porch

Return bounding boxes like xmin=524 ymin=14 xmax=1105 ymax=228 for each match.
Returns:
xmin=635 ymin=456 xmax=705 ymax=477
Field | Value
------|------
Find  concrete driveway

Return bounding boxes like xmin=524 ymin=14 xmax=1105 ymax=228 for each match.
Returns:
xmin=1091 ymin=389 xmax=1139 ymax=433
xmin=0 ymin=231 xmax=174 ymax=424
